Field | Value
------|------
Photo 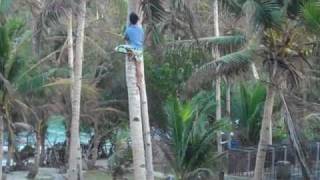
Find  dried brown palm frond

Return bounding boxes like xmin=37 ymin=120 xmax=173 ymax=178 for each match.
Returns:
xmin=281 ymin=93 xmax=313 ymax=179
xmin=167 ymin=35 xmax=246 ymax=48
xmin=142 ymin=0 xmax=198 ymax=45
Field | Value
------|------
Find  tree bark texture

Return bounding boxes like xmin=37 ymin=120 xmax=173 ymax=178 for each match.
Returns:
xmin=139 ymin=61 xmax=154 ymax=180
xmin=0 ymin=115 xmax=3 ymax=179
xmin=68 ymin=1 xmax=86 ymax=179
xmin=213 ymin=0 xmax=222 ymax=153
xmin=253 ymin=85 xmax=276 ymax=180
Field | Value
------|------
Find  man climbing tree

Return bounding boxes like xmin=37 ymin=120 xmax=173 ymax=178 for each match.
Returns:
xmin=115 ymin=7 xmax=155 ymax=179
xmin=116 ymin=12 xmax=144 ymax=87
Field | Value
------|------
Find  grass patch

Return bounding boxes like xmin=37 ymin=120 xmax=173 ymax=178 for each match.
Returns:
xmin=84 ymin=170 xmax=113 ymax=180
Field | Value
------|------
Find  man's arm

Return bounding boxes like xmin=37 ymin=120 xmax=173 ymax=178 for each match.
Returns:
xmin=124 ymin=27 xmax=129 ymax=42
xmin=124 ymin=34 xmax=129 ymax=42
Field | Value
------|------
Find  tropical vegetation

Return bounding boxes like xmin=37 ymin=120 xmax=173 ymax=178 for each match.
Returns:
xmin=0 ymin=0 xmax=318 ymax=180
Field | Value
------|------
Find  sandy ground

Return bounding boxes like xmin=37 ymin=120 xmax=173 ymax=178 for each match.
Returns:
xmin=4 ymin=159 xmax=170 ymax=180
xmin=6 ymin=168 xmax=64 ymax=180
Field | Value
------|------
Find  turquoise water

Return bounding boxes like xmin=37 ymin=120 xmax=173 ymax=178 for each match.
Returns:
xmin=46 ymin=115 xmax=91 ymax=146
xmin=1 ymin=115 xmax=92 ymax=166
xmin=12 ymin=115 xmax=91 ymax=149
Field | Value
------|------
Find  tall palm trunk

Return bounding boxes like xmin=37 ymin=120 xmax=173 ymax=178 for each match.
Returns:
xmin=0 ymin=115 xmax=3 ymax=180
xmin=66 ymin=9 xmax=74 ymax=169
xmin=139 ymin=61 xmax=154 ymax=180
xmin=126 ymin=0 xmax=147 ymax=179
xmin=66 ymin=6 xmax=74 ymax=172
xmin=35 ymin=125 xmax=41 ymax=169
xmin=67 ymin=9 xmax=74 ymax=99
xmin=213 ymin=0 xmax=222 ymax=153
xmin=67 ymin=10 xmax=75 ymax=169
xmin=253 ymin=85 xmax=276 ymax=180
xmin=68 ymin=1 xmax=86 ymax=179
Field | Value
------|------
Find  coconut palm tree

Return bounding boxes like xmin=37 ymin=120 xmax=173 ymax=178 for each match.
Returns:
xmin=67 ymin=0 xmax=86 ymax=179
xmin=0 ymin=11 xmax=66 ymax=177
xmin=125 ymin=0 xmax=147 ymax=179
xmin=0 ymin=17 xmax=34 ymax=174
xmin=212 ymin=0 xmax=223 ymax=154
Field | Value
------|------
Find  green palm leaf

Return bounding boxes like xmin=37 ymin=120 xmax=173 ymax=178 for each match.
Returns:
xmin=164 ymin=96 xmax=224 ymax=179
xmin=245 ymin=0 xmax=282 ymax=29
xmin=201 ymin=49 xmax=253 ymax=75
xmin=188 ymin=49 xmax=254 ymax=90
xmin=0 ymin=25 xmax=9 ymax=92
xmin=232 ymin=82 xmax=266 ymax=144
xmin=302 ymin=0 xmax=320 ymax=34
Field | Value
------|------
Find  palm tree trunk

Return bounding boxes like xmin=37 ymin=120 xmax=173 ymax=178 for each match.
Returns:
xmin=89 ymin=135 xmax=100 ymax=168
xmin=68 ymin=9 xmax=74 ymax=100
xmin=226 ymin=83 xmax=231 ymax=118
xmin=126 ymin=1 xmax=147 ymax=179
xmin=27 ymin=123 xmax=41 ymax=178
xmin=251 ymin=63 xmax=260 ymax=80
xmin=213 ymin=0 xmax=222 ymax=153
xmin=68 ymin=1 xmax=86 ymax=179
xmin=66 ymin=6 xmax=73 ymax=172
xmin=6 ymin=121 xmax=14 ymax=173
xmin=34 ymin=130 xmax=41 ymax=175
xmin=253 ymin=85 xmax=276 ymax=180
xmin=139 ymin=61 xmax=154 ymax=180
xmin=132 ymin=0 xmax=154 ymax=177
xmin=40 ymin=125 xmax=46 ymax=166
xmin=125 ymin=55 xmax=146 ymax=180
xmin=0 ymin=115 xmax=3 ymax=180
xmin=66 ymin=9 xmax=73 ymax=167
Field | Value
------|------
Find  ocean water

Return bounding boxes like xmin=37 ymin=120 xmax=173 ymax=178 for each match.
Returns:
xmin=1 ymin=115 xmax=92 ymax=166
xmin=46 ymin=115 xmax=91 ymax=145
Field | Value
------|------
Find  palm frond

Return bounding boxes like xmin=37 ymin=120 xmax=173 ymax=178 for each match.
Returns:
xmin=302 ymin=0 xmax=320 ymax=34
xmin=141 ymin=0 xmax=166 ymax=45
xmin=0 ymin=72 xmax=15 ymax=96
xmin=232 ymin=82 xmax=266 ymax=144
xmin=6 ymin=57 xmax=25 ymax=82
xmin=164 ymin=96 xmax=220 ymax=178
xmin=281 ymin=93 xmax=312 ymax=179
xmin=188 ymin=49 xmax=254 ymax=90
xmin=141 ymin=0 xmax=166 ymax=24
xmin=167 ymin=35 xmax=246 ymax=49
xmin=223 ymin=0 xmax=243 ymax=15
xmin=0 ymin=25 xmax=9 ymax=79
xmin=243 ymin=0 xmax=282 ymax=32
xmin=40 ymin=0 xmax=73 ymax=28
xmin=191 ymin=91 xmax=216 ymax=116
xmin=5 ymin=17 xmax=25 ymax=39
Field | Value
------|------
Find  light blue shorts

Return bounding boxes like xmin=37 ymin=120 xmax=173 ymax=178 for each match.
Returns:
xmin=115 ymin=45 xmax=143 ymax=62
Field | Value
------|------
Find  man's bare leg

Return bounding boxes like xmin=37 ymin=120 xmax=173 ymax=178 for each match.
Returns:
xmin=135 ymin=60 xmax=142 ymax=88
